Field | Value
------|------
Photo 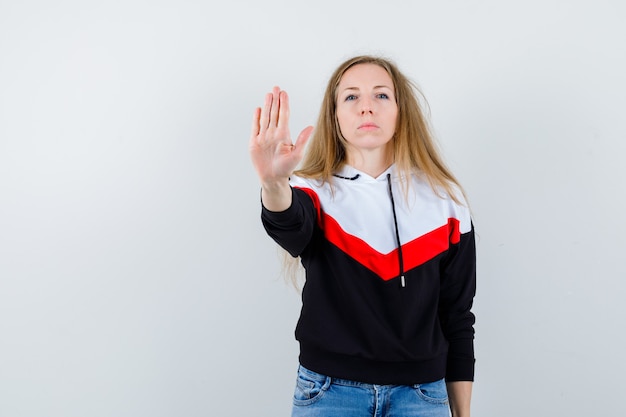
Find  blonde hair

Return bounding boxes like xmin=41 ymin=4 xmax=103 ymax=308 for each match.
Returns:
xmin=286 ymin=55 xmax=467 ymax=288
xmin=296 ymin=54 xmax=466 ymax=204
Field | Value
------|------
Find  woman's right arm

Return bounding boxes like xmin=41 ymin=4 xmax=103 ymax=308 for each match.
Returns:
xmin=249 ymin=86 xmax=313 ymax=212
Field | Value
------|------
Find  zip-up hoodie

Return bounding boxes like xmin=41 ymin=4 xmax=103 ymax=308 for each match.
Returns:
xmin=261 ymin=164 xmax=476 ymax=385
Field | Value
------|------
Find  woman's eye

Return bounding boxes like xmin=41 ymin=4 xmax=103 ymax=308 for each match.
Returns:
xmin=345 ymin=94 xmax=357 ymax=101
xmin=376 ymin=93 xmax=389 ymax=99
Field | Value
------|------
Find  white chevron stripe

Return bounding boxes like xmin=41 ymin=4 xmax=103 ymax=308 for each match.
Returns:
xmin=290 ymin=165 xmax=471 ymax=255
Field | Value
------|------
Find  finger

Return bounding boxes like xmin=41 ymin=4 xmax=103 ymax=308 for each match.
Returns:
xmin=277 ymin=90 xmax=290 ymax=130
xmin=259 ymin=92 xmax=272 ymax=133
xmin=250 ymin=107 xmax=261 ymax=139
xmin=268 ymin=86 xmax=280 ymax=128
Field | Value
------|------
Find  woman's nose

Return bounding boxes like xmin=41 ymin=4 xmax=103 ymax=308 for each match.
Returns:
xmin=360 ymin=98 xmax=373 ymax=114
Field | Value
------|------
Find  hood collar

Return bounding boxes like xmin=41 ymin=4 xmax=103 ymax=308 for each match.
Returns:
xmin=334 ymin=164 xmax=397 ymax=182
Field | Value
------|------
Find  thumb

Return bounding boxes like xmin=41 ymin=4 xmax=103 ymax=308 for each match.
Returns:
xmin=293 ymin=126 xmax=314 ymax=155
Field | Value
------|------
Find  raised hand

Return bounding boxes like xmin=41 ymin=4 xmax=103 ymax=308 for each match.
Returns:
xmin=249 ymin=86 xmax=313 ymax=211
xmin=249 ymin=86 xmax=314 ymax=186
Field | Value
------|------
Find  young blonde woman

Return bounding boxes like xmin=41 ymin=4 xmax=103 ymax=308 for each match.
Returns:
xmin=249 ymin=55 xmax=476 ymax=417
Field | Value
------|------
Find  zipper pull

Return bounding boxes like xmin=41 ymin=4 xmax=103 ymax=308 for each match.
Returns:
xmin=401 ymin=275 xmax=406 ymax=288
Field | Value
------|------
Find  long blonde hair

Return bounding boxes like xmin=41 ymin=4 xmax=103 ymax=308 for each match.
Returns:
xmin=296 ymin=54 xmax=465 ymax=204
xmin=286 ymin=55 xmax=467 ymax=288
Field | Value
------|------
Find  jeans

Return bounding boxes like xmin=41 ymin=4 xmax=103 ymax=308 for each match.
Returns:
xmin=291 ymin=365 xmax=450 ymax=417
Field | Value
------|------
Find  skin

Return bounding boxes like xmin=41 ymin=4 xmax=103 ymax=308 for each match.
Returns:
xmin=335 ymin=63 xmax=398 ymax=178
xmin=249 ymin=86 xmax=313 ymax=212
xmin=447 ymin=381 xmax=472 ymax=417
xmin=249 ymin=66 xmax=473 ymax=417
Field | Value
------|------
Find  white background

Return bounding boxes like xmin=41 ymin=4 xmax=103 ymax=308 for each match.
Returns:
xmin=1 ymin=1 xmax=625 ymax=416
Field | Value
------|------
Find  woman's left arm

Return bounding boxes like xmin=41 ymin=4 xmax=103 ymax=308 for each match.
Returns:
xmin=439 ymin=218 xmax=477 ymax=416
xmin=447 ymin=381 xmax=473 ymax=417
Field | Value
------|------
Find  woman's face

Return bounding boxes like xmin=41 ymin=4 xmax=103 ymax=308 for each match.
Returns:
xmin=335 ymin=64 xmax=398 ymax=162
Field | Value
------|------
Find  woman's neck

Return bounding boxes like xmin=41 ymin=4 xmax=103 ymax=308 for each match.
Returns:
xmin=346 ymin=147 xmax=394 ymax=178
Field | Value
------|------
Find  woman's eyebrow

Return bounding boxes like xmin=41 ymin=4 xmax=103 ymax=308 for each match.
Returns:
xmin=340 ymin=85 xmax=393 ymax=92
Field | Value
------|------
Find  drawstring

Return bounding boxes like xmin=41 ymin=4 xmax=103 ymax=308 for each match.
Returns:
xmin=334 ymin=171 xmax=405 ymax=287
xmin=333 ymin=173 xmax=360 ymax=180
xmin=387 ymin=173 xmax=405 ymax=288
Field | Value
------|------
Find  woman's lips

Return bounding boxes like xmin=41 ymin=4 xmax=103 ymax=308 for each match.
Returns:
xmin=358 ymin=122 xmax=379 ymax=130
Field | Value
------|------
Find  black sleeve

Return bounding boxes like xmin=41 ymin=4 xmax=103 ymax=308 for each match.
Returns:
xmin=260 ymin=187 xmax=318 ymax=257
xmin=439 ymin=223 xmax=477 ymax=382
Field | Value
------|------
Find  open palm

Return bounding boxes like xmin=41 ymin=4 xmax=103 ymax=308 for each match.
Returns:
xmin=249 ymin=86 xmax=313 ymax=184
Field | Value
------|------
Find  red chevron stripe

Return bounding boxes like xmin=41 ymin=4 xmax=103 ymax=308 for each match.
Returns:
xmin=323 ymin=214 xmax=459 ymax=280
xmin=297 ymin=186 xmax=460 ymax=280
